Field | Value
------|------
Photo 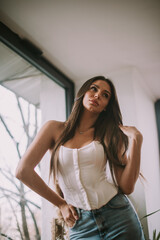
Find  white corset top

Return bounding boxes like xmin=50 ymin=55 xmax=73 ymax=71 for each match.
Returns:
xmin=57 ymin=141 xmax=118 ymax=210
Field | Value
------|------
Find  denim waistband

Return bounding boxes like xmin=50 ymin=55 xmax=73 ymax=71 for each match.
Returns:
xmin=75 ymin=193 xmax=120 ymax=215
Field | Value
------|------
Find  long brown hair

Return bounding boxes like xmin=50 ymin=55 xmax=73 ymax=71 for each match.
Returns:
xmin=50 ymin=76 xmax=128 ymax=187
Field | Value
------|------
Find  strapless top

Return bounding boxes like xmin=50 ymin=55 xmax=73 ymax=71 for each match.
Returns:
xmin=57 ymin=141 xmax=118 ymax=210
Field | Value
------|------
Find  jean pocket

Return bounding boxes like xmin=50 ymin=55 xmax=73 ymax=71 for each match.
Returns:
xmin=108 ymin=194 xmax=129 ymax=209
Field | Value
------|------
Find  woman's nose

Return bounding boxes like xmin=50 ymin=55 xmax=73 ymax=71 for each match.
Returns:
xmin=94 ymin=92 xmax=99 ymax=98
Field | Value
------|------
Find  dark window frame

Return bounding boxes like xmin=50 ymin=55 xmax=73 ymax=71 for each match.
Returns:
xmin=0 ymin=22 xmax=74 ymax=118
xmin=155 ymin=99 xmax=160 ymax=151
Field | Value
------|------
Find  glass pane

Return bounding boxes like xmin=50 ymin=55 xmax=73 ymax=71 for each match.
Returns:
xmin=0 ymin=85 xmax=42 ymax=239
xmin=0 ymin=42 xmax=67 ymax=240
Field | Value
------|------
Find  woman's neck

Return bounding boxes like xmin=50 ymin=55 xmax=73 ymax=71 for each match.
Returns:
xmin=78 ymin=110 xmax=99 ymax=131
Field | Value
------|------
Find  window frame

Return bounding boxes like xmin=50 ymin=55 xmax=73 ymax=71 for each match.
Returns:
xmin=155 ymin=99 xmax=160 ymax=151
xmin=0 ymin=22 xmax=74 ymax=118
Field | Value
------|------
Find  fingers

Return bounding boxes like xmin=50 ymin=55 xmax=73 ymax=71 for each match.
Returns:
xmin=119 ymin=125 xmax=143 ymax=142
xmin=119 ymin=125 xmax=134 ymax=138
xmin=60 ymin=203 xmax=79 ymax=228
xmin=66 ymin=216 xmax=76 ymax=227
xmin=119 ymin=124 xmax=136 ymax=130
xmin=119 ymin=125 xmax=130 ymax=129
xmin=119 ymin=125 xmax=129 ymax=134
xmin=64 ymin=210 xmax=75 ymax=227
xmin=65 ymin=205 xmax=79 ymax=228
xmin=69 ymin=205 xmax=79 ymax=220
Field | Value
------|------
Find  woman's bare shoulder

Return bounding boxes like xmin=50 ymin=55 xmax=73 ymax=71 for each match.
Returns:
xmin=43 ymin=120 xmax=65 ymax=139
xmin=45 ymin=120 xmax=65 ymax=127
xmin=43 ymin=120 xmax=65 ymax=130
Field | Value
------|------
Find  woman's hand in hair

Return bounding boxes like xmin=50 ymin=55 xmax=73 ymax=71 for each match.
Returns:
xmin=59 ymin=202 xmax=79 ymax=227
xmin=119 ymin=125 xmax=143 ymax=143
xmin=116 ymin=125 xmax=143 ymax=194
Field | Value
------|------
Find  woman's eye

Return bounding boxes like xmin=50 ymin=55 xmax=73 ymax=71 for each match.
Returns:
xmin=90 ymin=86 xmax=97 ymax=91
xmin=103 ymin=93 xmax=109 ymax=98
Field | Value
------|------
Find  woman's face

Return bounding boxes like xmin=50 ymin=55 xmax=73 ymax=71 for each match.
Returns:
xmin=83 ymin=80 xmax=111 ymax=114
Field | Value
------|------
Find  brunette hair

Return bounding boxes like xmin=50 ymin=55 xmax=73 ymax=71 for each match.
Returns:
xmin=50 ymin=76 xmax=128 ymax=188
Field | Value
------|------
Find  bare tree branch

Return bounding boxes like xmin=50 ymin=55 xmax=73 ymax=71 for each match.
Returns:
xmin=0 ymin=187 xmax=20 ymax=197
xmin=16 ymin=96 xmax=28 ymax=135
xmin=0 ymin=97 xmax=30 ymax=239
xmin=0 ymin=90 xmax=41 ymax=239
xmin=0 ymin=187 xmax=41 ymax=209
xmin=1 ymin=193 xmax=19 ymax=205
xmin=26 ymin=103 xmax=33 ymax=148
xmin=0 ymin=168 xmax=20 ymax=192
xmin=20 ymin=200 xmax=30 ymax=240
xmin=33 ymin=107 xmax=38 ymax=138
xmin=0 ymin=114 xmax=22 ymax=159
xmin=18 ymin=182 xmax=31 ymax=240
xmin=28 ymin=103 xmax=30 ymax=130
xmin=24 ymin=199 xmax=41 ymax=210
xmin=26 ymin=203 xmax=40 ymax=240
xmin=0 ymin=189 xmax=41 ymax=238
xmin=0 ymin=233 xmax=14 ymax=240
xmin=1 ymin=188 xmax=24 ymax=240
xmin=0 ymin=114 xmax=17 ymax=143
xmin=33 ymin=108 xmax=41 ymax=171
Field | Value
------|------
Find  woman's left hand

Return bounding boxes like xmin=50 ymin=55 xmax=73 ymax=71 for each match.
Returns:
xmin=119 ymin=125 xmax=143 ymax=143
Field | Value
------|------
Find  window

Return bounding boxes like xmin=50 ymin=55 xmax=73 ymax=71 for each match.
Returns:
xmin=0 ymin=22 xmax=75 ymax=239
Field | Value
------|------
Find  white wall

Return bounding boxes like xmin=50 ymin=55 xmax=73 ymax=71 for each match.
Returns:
xmin=40 ymin=75 xmax=66 ymax=240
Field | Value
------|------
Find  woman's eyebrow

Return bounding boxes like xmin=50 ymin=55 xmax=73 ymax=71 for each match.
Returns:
xmin=91 ymin=84 xmax=111 ymax=95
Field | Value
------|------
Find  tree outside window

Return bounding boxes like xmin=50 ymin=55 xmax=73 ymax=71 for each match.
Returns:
xmin=0 ymin=85 xmax=41 ymax=240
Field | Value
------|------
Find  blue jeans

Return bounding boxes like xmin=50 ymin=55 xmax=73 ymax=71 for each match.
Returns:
xmin=69 ymin=193 xmax=145 ymax=240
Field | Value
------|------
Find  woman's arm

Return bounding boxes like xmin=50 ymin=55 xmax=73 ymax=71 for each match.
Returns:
xmin=114 ymin=125 xmax=143 ymax=195
xmin=15 ymin=120 xmax=65 ymax=207
xmin=15 ymin=120 xmax=78 ymax=226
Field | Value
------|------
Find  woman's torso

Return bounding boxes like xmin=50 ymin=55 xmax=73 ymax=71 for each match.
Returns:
xmin=57 ymin=140 xmax=118 ymax=210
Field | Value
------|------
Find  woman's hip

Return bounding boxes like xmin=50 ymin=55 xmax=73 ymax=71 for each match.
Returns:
xmin=69 ymin=193 xmax=145 ymax=240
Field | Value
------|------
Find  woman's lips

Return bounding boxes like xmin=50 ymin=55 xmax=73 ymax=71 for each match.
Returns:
xmin=89 ymin=99 xmax=99 ymax=106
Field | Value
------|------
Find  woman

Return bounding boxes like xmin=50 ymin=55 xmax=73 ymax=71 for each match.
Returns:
xmin=16 ymin=76 xmax=145 ymax=239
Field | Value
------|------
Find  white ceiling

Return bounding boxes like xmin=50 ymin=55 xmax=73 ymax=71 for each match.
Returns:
xmin=0 ymin=0 xmax=160 ymax=100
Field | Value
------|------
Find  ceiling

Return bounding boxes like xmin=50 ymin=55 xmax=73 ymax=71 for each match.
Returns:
xmin=0 ymin=0 xmax=160 ymax=100
xmin=0 ymin=42 xmax=43 ymax=106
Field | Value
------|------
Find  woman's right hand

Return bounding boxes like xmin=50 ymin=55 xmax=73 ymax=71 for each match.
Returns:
xmin=59 ymin=202 xmax=79 ymax=227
